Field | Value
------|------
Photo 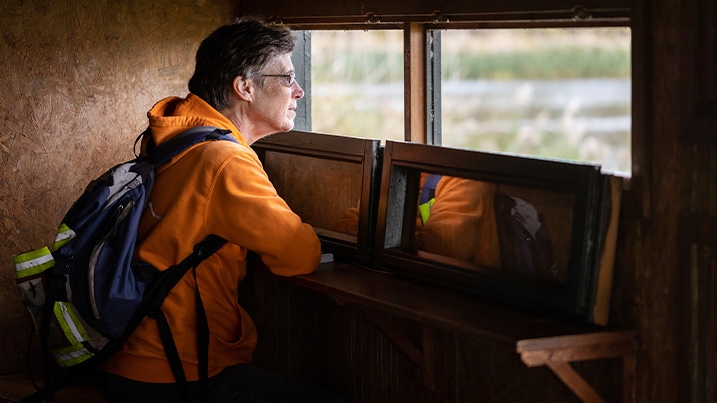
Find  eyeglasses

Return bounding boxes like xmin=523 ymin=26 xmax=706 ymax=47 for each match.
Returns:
xmin=259 ymin=72 xmax=296 ymax=87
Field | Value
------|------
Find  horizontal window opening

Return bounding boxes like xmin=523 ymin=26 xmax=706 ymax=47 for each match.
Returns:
xmin=440 ymin=28 xmax=631 ymax=176
xmin=310 ymin=30 xmax=404 ymax=143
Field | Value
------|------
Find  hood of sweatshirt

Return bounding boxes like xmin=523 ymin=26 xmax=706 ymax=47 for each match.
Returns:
xmin=144 ymin=93 xmax=247 ymax=151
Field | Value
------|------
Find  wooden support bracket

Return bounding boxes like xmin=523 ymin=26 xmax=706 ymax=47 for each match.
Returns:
xmin=358 ymin=306 xmax=436 ymax=391
xmin=516 ymin=331 xmax=637 ymax=403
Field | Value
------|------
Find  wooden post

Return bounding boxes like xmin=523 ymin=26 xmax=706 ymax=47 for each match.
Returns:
xmin=404 ymin=22 xmax=427 ymax=144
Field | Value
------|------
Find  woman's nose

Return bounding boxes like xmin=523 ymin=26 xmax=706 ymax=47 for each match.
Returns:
xmin=292 ymin=81 xmax=305 ymax=99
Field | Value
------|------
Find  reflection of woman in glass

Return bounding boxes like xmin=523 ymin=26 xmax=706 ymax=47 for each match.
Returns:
xmin=332 ymin=172 xmax=501 ymax=268
xmin=416 ymin=173 xmax=501 ymax=268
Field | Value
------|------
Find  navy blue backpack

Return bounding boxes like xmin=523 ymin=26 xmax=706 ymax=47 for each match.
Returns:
xmin=493 ymin=191 xmax=555 ymax=279
xmin=13 ymin=126 xmax=236 ymax=402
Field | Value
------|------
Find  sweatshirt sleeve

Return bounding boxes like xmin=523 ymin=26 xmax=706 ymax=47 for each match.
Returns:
xmin=205 ymin=149 xmax=321 ymax=277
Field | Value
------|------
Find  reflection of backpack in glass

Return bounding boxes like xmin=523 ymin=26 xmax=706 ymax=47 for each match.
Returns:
xmin=419 ymin=174 xmax=554 ymax=278
xmin=493 ymin=191 xmax=555 ymax=279
xmin=12 ymin=126 xmax=236 ymax=402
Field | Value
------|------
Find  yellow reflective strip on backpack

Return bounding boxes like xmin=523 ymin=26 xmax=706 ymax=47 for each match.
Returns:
xmin=51 ymin=304 xmax=96 ymax=367
xmin=12 ymin=246 xmax=55 ymax=279
xmin=53 ymin=344 xmax=94 ymax=367
xmin=54 ymin=302 xmax=90 ymax=344
xmin=418 ymin=198 xmax=436 ymax=225
xmin=52 ymin=223 xmax=76 ymax=251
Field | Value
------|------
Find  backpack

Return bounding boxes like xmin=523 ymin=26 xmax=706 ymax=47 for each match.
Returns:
xmin=418 ymin=174 xmax=555 ymax=279
xmin=12 ymin=126 xmax=237 ymax=402
xmin=493 ymin=191 xmax=555 ymax=279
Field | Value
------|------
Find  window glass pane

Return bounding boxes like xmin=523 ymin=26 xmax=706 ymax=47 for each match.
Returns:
xmin=263 ymin=151 xmax=362 ymax=243
xmin=440 ymin=28 xmax=631 ymax=176
xmin=311 ymin=30 xmax=404 ymax=142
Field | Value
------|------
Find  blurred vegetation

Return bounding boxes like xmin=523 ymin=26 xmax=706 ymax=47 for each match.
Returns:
xmin=312 ymin=46 xmax=630 ymax=82
xmin=443 ymin=47 xmax=630 ymax=80
xmin=312 ymin=53 xmax=403 ymax=83
xmin=310 ymin=28 xmax=632 ymax=175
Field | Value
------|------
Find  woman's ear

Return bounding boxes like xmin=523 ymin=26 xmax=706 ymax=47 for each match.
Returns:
xmin=232 ymin=76 xmax=254 ymax=102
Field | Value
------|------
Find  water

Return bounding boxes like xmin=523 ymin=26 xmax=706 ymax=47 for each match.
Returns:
xmin=312 ymin=77 xmax=631 ymax=175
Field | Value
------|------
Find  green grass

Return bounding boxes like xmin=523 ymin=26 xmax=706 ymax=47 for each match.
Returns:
xmin=443 ymin=47 xmax=630 ymax=80
xmin=312 ymin=47 xmax=630 ymax=82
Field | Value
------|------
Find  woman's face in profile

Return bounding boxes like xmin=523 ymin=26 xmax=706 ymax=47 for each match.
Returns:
xmin=250 ymin=53 xmax=305 ymax=138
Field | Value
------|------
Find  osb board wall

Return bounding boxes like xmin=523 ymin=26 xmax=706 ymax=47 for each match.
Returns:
xmin=0 ymin=0 xmax=236 ymax=375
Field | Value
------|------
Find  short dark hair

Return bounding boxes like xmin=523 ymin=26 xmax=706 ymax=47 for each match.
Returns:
xmin=188 ymin=16 xmax=295 ymax=110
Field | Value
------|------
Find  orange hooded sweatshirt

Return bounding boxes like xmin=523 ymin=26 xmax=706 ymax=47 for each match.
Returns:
xmin=101 ymin=94 xmax=321 ymax=382
xmin=415 ymin=173 xmax=501 ymax=267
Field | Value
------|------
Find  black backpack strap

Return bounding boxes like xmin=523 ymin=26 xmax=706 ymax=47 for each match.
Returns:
xmin=193 ymin=267 xmax=210 ymax=403
xmin=143 ymin=235 xmax=226 ymax=403
xmin=190 ymin=236 xmax=226 ymax=403
xmin=152 ymin=309 xmax=194 ymax=403
xmin=134 ymin=127 xmax=153 ymax=157
xmin=151 ymin=272 xmax=213 ymax=403
xmin=149 ymin=126 xmax=236 ymax=167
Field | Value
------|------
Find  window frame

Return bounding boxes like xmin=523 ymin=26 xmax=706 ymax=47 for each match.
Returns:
xmin=286 ymin=13 xmax=630 ymax=154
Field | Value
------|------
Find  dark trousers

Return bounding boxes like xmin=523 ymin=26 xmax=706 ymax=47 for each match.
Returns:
xmin=100 ymin=364 xmax=346 ymax=403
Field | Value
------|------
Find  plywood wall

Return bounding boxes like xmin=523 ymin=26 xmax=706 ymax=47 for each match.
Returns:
xmin=0 ymin=0 xmax=236 ymax=375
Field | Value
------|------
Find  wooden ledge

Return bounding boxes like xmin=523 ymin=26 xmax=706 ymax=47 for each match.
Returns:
xmin=265 ymin=261 xmax=615 ymax=343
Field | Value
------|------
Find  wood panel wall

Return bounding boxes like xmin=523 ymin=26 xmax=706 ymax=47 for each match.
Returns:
xmin=0 ymin=0 xmax=236 ymax=375
xmin=623 ymin=0 xmax=717 ymax=402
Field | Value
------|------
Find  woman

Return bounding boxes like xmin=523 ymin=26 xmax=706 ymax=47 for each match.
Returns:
xmin=100 ymin=17 xmax=344 ymax=403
